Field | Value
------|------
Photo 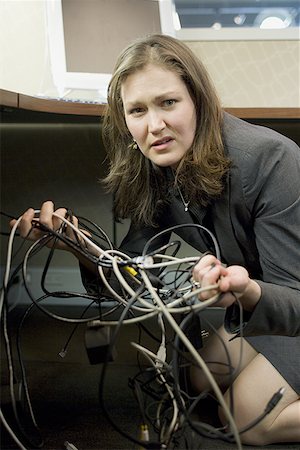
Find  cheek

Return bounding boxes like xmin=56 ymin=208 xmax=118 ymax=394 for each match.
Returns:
xmin=124 ymin=116 xmax=133 ymax=136
xmin=177 ymin=120 xmax=196 ymax=145
xmin=125 ymin=119 xmax=143 ymax=142
xmin=185 ymin=112 xmax=197 ymax=144
xmin=128 ymin=123 xmax=147 ymax=146
xmin=174 ymin=106 xmax=196 ymax=141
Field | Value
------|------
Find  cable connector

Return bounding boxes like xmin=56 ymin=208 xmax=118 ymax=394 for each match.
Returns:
xmin=64 ymin=441 xmax=79 ymax=450
xmin=58 ymin=349 xmax=67 ymax=358
xmin=132 ymin=255 xmax=154 ymax=268
xmin=123 ymin=265 xmax=138 ymax=276
xmin=155 ymin=344 xmax=166 ymax=369
xmin=140 ymin=423 xmax=149 ymax=442
xmin=265 ymin=387 xmax=285 ymax=413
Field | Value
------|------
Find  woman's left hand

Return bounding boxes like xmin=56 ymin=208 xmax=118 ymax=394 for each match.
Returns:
xmin=192 ymin=254 xmax=261 ymax=309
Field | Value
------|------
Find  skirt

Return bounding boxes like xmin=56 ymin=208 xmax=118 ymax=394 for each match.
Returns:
xmin=246 ymin=334 xmax=300 ymax=395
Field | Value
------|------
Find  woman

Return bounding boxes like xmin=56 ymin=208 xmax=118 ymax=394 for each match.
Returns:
xmin=12 ymin=34 xmax=300 ymax=445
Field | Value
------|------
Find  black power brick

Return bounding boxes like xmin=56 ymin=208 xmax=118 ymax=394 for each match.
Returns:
xmin=85 ymin=325 xmax=117 ymax=364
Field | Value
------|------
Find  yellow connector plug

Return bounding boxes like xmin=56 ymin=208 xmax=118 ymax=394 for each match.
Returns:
xmin=139 ymin=423 xmax=149 ymax=447
xmin=124 ymin=266 xmax=138 ymax=276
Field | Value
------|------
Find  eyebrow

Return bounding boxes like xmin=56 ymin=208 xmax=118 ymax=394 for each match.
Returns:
xmin=125 ymin=91 xmax=180 ymax=108
xmin=154 ymin=91 xmax=179 ymax=101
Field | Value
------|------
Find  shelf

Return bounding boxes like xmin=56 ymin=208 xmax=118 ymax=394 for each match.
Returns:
xmin=1 ymin=89 xmax=299 ymax=119
xmin=18 ymin=93 xmax=106 ymax=117
xmin=224 ymin=107 xmax=300 ymax=119
xmin=0 ymin=89 xmax=19 ymax=109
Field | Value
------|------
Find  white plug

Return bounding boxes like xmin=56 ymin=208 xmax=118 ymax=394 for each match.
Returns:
xmin=155 ymin=344 xmax=166 ymax=369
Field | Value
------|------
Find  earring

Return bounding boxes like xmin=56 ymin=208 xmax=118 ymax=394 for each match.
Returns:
xmin=132 ymin=140 xmax=138 ymax=150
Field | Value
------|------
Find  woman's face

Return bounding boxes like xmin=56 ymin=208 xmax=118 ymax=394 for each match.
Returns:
xmin=121 ymin=64 xmax=197 ymax=168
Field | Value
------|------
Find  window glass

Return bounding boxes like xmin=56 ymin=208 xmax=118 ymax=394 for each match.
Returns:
xmin=174 ymin=0 xmax=300 ymax=29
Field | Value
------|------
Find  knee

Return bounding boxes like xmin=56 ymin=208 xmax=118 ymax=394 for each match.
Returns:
xmin=239 ymin=426 xmax=271 ymax=446
xmin=218 ymin=393 xmax=272 ymax=446
xmin=189 ymin=364 xmax=212 ymax=393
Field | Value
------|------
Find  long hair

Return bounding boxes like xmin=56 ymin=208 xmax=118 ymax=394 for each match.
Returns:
xmin=102 ymin=34 xmax=230 ymax=226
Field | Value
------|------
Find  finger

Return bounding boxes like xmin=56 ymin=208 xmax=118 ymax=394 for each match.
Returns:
xmin=193 ymin=265 xmax=223 ymax=301
xmin=193 ymin=259 xmax=222 ymax=284
xmin=52 ymin=207 xmax=69 ymax=232
xmin=63 ymin=213 xmax=81 ymax=240
xmin=214 ymin=291 xmax=237 ymax=308
xmin=18 ymin=208 xmax=36 ymax=238
xmin=202 ymin=265 xmax=224 ymax=287
xmin=9 ymin=219 xmax=17 ymax=228
xmin=53 ymin=211 xmax=86 ymax=249
xmin=194 ymin=254 xmax=218 ymax=272
xmin=218 ymin=275 xmax=231 ymax=292
xmin=38 ymin=201 xmax=56 ymax=230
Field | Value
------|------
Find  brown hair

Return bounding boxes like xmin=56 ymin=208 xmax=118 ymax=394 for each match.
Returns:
xmin=102 ymin=34 xmax=230 ymax=225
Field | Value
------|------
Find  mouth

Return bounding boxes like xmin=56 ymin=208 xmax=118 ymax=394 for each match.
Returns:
xmin=151 ymin=137 xmax=174 ymax=148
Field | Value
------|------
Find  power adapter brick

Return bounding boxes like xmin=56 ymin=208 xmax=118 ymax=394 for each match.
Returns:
xmin=85 ymin=325 xmax=117 ymax=364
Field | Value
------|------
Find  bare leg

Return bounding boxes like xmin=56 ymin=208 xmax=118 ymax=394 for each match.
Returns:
xmin=219 ymin=354 xmax=300 ymax=445
xmin=190 ymin=325 xmax=257 ymax=392
xmin=190 ymin=325 xmax=300 ymax=445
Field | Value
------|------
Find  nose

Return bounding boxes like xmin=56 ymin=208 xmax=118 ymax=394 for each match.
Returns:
xmin=147 ymin=110 xmax=166 ymax=134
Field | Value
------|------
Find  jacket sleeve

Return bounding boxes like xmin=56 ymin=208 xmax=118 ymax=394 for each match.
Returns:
xmin=225 ymin=126 xmax=300 ymax=336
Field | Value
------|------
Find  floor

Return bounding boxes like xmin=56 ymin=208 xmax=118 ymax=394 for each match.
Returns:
xmin=1 ymin=306 xmax=299 ymax=450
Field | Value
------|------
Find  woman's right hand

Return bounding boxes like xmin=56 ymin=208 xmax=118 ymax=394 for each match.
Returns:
xmin=9 ymin=200 xmax=81 ymax=253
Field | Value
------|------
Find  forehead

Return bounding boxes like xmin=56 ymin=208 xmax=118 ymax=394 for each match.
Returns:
xmin=121 ymin=64 xmax=187 ymax=104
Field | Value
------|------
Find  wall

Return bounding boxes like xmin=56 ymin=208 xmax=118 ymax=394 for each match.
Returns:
xmin=186 ymin=40 xmax=300 ymax=107
xmin=0 ymin=0 xmax=299 ymax=107
xmin=1 ymin=1 xmax=299 ymax=307
xmin=0 ymin=0 xmax=55 ymax=96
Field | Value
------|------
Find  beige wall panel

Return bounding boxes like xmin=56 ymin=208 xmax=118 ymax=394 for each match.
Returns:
xmin=186 ymin=40 xmax=300 ymax=107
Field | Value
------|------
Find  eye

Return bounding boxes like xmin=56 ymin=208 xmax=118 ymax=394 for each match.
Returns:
xmin=163 ymin=99 xmax=177 ymax=107
xmin=128 ymin=107 xmax=144 ymax=116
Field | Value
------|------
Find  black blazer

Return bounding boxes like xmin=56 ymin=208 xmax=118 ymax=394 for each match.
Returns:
xmin=119 ymin=113 xmax=300 ymax=337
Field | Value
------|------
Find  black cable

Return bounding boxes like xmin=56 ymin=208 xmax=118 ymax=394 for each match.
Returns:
xmin=30 ymin=221 xmax=111 ymax=267
xmin=0 ymin=211 xmax=17 ymax=220
xmin=170 ymin=312 xmax=231 ymax=443
xmin=141 ymin=223 xmax=221 ymax=261
xmin=19 ymin=239 xmax=114 ymax=324
xmin=1 ymin=298 xmax=44 ymax=448
xmin=77 ymin=216 xmax=114 ymax=249
xmin=97 ymin=284 xmax=164 ymax=449
xmin=237 ymin=387 xmax=285 ymax=435
xmin=3 ymin=210 xmax=257 ymax=448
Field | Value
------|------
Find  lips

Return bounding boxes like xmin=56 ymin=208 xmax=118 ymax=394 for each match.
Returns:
xmin=151 ymin=137 xmax=173 ymax=147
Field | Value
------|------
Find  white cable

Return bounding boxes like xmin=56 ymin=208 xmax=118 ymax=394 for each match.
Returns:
xmin=0 ymin=409 xmax=27 ymax=450
xmin=0 ymin=217 xmax=30 ymax=449
xmin=88 ymin=310 xmax=159 ymax=327
xmin=97 ymin=262 xmax=156 ymax=313
xmin=52 ymin=212 xmax=114 ymax=260
xmin=111 ymin=256 xmax=161 ymax=311
xmin=4 ymin=210 xmax=242 ymax=447
xmin=131 ymin=342 xmax=169 ymax=370
xmin=136 ymin=256 xmax=200 ymax=269
xmin=139 ymin=268 xmax=242 ymax=449
xmin=0 ymin=216 xmax=22 ymax=314
xmin=131 ymin=342 xmax=178 ymax=445
xmin=165 ymin=283 xmax=219 ymax=308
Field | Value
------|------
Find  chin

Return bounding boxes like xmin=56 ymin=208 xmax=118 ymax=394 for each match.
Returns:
xmin=152 ymin=157 xmax=181 ymax=168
